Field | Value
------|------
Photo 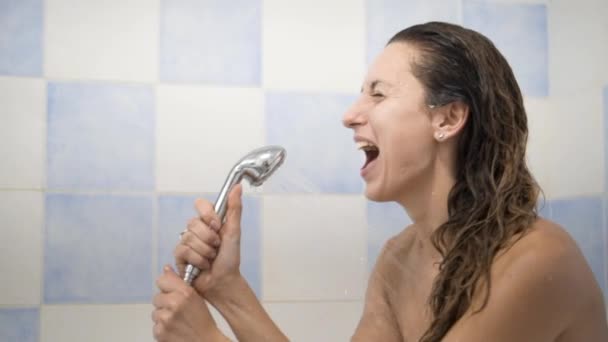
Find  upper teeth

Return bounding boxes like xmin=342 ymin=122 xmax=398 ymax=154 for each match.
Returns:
xmin=357 ymin=141 xmax=378 ymax=151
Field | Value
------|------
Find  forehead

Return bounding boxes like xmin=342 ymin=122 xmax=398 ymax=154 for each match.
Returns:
xmin=364 ymin=42 xmax=420 ymax=87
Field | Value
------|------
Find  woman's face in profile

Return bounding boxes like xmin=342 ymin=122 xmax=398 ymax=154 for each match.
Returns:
xmin=343 ymin=42 xmax=440 ymax=202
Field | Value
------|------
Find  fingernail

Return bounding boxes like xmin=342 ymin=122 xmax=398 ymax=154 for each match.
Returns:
xmin=210 ymin=219 xmax=220 ymax=231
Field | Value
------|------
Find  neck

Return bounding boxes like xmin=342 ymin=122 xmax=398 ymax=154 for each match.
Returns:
xmin=396 ymin=158 xmax=456 ymax=262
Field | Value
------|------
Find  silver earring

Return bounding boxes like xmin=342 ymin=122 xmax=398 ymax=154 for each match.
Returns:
xmin=437 ymin=132 xmax=445 ymax=140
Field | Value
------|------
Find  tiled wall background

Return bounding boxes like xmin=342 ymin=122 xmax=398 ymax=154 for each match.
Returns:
xmin=0 ymin=0 xmax=606 ymax=341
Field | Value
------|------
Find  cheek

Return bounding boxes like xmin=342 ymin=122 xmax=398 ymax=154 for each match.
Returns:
xmin=380 ymin=115 xmax=434 ymax=164
xmin=385 ymin=133 xmax=434 ymax=172
xmin=370 ymin=101 xmax=435 ymax=171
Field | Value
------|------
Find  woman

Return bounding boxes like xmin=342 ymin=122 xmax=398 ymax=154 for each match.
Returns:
xmin=152 ymin=22 xmax=608 ymax=341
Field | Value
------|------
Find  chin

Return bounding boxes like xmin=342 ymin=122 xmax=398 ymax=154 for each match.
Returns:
xmin=363 ymin=183 xmax=393 ymax=202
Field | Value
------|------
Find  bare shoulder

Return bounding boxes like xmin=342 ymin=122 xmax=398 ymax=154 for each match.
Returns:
xmin=447 ymin=218 xmax=608 ymax=341
xmin=500 ymin=219 xmax=607 ymax=335
xmin=495 ymin=218 xmax=602 ymax=307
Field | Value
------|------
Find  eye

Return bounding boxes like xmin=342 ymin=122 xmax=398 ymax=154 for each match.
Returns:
xmin=371 ymin=92 xmax=384 ymax=98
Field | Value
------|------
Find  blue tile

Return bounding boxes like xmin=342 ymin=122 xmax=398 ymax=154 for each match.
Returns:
xmin=44 ymin=194 xmax=154 ymax=303
xmin=160 ymin=0 xmax=261 ymax=85
xmin=367 ymin=201 xmax=411 ymax=271
xmin=47 ymin=82 xmax=155 ymax=191
xmin=537 ymin=196 xmax=551 ymax=219
xmin=0 ymin=308 xmax=38 ymax=342
xmin=0 ymin=0 xmax=42 ymax=76
xmin=158 ymin=194 xmax=262 ymax=298
xmin=463 ymin=1 xmax=548 ymax=97
xmin=265 ymin=92 xmax=364 ymax=193
xmin=366 ymin=0 xmax=460 ymax=64
xmin=550 ymin=197 xmax=606 ymax=296
xmin=604 ymin=86 xmax=608 ymax=192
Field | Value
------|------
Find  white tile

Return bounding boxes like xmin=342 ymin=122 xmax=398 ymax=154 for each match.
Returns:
xmin=41 ymin=304 xmax=153 ymax=342
xmin=524 ymin=96 xmax=552 ymax=195
xmin=0 ymin=77 xmax=45 ymax=189
xmin=156 ymin=85 xmax=265 ymax=193
xmin=544 ymin=90 xmax=604 ymax=198
xmin=548 ymin=0 xmax=608 ymax=95
xmin=264 ymin=301 xmax=363 ymax=342
xmin=262 ymin=0 xmax=365 ymax=92
xmin=44 ymin=0 xmax=159 ymax=82
xmin=0 ymin=191 xmax=42 ymax=306
xmin=263 ymin=195 xmax=367 ymax=301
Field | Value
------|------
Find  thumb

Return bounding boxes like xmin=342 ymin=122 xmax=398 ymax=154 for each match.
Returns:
xmin=223 ymin=184 xmax=243 ymax=237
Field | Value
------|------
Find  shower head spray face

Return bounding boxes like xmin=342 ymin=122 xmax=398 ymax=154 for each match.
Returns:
xmin=234 ymin=145 xmax=286 ymax=186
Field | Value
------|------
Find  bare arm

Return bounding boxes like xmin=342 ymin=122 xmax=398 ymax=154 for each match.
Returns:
xmin=352 ymin=243 xmax=403 ymax=341
xmin=177 ymin=186 xmax=289 ymax=341
xmin=206 ymin=274 xmax=289 ymax=342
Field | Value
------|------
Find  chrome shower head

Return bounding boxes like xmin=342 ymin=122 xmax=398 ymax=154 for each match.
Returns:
xmin=214 ymin=145 xmax=285 ymax=219
xmin=183 ymin=145 xmax=286 ymax=285
xmin=234 ymin=145 xmax=286 ymax=186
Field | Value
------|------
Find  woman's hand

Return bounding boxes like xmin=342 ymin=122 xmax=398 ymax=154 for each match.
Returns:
xmin=175 ymin=184 xmax=244 ymax=300
xmin=152 ymin=265 xmax=228 ymax=342
xmin=173 ymin=185 xmax=290 ymax=342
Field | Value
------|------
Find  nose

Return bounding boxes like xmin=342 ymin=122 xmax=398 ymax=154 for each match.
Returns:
xmin=342 ymin=97 xmax=367 ymax=128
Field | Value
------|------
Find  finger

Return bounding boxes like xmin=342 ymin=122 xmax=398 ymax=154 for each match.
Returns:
xmin=151 ymin=308 xmax=172 ymax=324
xmin=194 ymin=198 xmax=221 ymax=231
xmin=156 ymin=265 xmax=189 ymax=293
xmin=152 ymin=292 xmax=164 ymax=309
xmin=185 ymin=219 xmax=221 ymax=248
xmin=180 ymin=229 xmax=219 ymax=259
xmin=152 ymin=292 xmax=177 ymax=311
xmin=173 ymin=245 xmax=211 ymax=272
xmin=153 ymin=322 xmax=165 ymax=341
xmin=224 ymin=184 xmax=243 ymax=236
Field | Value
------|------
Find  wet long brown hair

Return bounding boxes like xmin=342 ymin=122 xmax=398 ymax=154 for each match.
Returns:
xmin=388 ymin=22 xmax=540 ymax=341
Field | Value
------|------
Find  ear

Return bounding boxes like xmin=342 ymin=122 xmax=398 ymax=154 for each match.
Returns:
xmin=430 ymin=101 xmax=469 ymax=141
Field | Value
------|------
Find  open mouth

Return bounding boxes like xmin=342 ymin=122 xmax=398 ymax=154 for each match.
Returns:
xmin=357 ymin=142 xmax=380 ymax=169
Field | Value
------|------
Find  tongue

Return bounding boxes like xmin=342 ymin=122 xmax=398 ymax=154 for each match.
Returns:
xmin=363 ymin=150 xmax=379 ymax=169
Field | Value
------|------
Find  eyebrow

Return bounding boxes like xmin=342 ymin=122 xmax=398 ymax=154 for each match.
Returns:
xmin=360 ymin=80 xmax=392 ymax=93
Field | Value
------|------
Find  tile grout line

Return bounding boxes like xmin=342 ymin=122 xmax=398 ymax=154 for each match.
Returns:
xmin=39 ymin=0 xmax=48 ymax=339
xmin=152 ymin=0 xmax=161 ymax=302
xmin=152 ymin=191 xmax=159 ymax=302
xmin=151 ymin=83 xmax=159 ymax=303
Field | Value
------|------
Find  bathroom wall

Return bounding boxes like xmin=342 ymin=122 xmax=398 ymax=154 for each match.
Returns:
xmin=0 ymin=0 xmax=606 ymax=341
